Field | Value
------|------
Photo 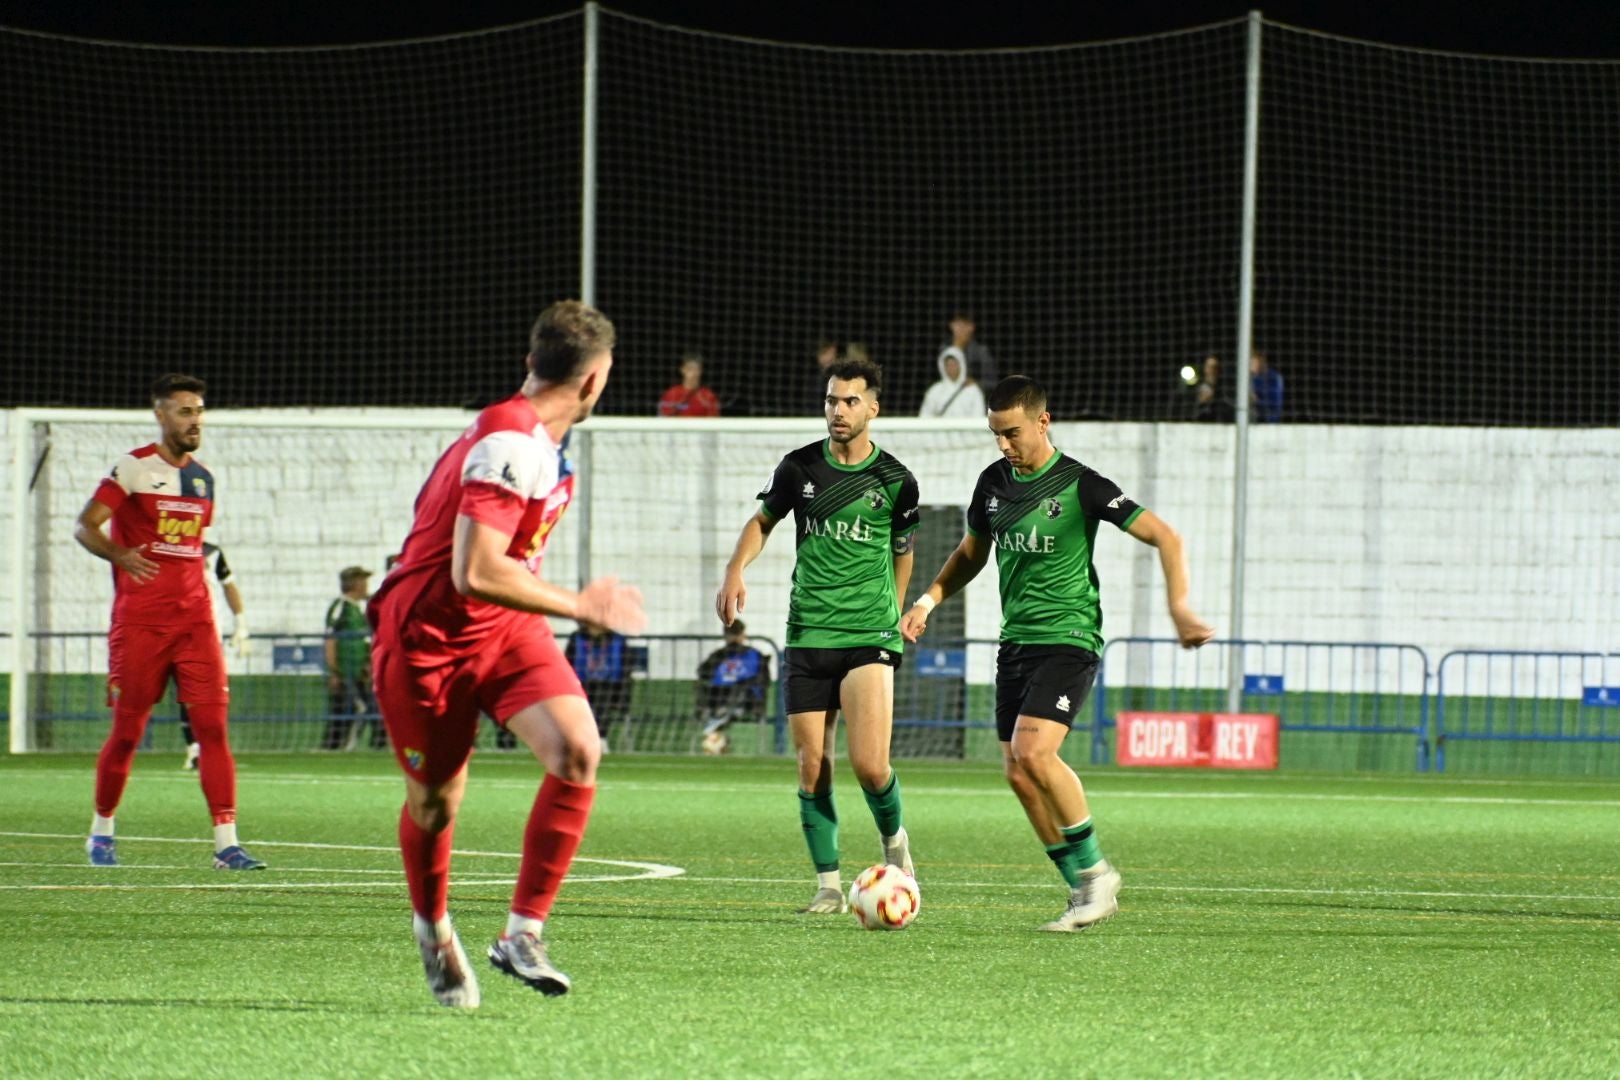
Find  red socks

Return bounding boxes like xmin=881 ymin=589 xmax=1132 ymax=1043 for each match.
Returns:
xmin=93 ymin=702 xmax=148 ymax=817
xmin=184 ymin=703 xmax=237 ymax=824
xmin=399 ymin=804 xmax=454 ymax=923
xmin=511 ymin=774 xmax=596 ymax=921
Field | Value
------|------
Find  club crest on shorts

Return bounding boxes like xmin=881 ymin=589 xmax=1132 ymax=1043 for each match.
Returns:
xmin=404 ymin=747 xmax=424 ymax=770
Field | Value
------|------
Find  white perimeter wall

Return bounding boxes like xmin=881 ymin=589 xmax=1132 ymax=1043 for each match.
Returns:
xmin=3 ymin=410 xmax=1617 ymax=674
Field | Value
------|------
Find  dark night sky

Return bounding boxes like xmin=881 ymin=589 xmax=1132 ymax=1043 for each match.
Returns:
xmin=3 ymin=2 xmax=1617 ymax=423
xmin=3 ymin=1 xmax=1618 ymax=57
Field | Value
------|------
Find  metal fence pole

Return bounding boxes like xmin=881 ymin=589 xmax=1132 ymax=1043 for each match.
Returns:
xmin=580 ymin=1 xmax=600 ymax=307
xmin=1227 ymin=11 xmax=1263 ymax=713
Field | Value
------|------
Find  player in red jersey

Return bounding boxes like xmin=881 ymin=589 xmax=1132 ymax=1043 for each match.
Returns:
xmin=369 ymin=300 xmax=645 ymax=1008
xmin=73 ymin=374 xmax=265 ymax=871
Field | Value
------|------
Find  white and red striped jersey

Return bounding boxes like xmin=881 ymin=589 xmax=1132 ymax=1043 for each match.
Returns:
xmin=91 ymin=444 xmax=216 ymax=627
xmin=370 ymin=393 xmax=575 ymax=660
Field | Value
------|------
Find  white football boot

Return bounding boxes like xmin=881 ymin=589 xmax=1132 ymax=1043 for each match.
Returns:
xmin=1040 ymin=859 xmax=1122 ymax=932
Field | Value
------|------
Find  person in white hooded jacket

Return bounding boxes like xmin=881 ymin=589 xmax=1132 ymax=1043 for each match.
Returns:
xmin=919 ymin=346 xmax=987 ymax=418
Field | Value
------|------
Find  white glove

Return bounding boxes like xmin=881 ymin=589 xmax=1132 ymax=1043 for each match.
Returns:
xmin=230 ymin=619 xmax=252 ymax=658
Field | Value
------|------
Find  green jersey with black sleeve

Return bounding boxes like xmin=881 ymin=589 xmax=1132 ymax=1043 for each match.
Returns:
xmin=965 ymin=450 xmax=1144 ymax=651
xmin=756 ymin=439 xmax=921 ymax=650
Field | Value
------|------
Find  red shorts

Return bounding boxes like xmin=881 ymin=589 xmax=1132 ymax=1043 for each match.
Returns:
xmin=372 ymin=621 xmax=584 ymax=785
xmin=107 ymin=621 xmax=229 ymax=712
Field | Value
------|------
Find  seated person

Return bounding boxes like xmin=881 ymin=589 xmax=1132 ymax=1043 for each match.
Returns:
xmin=695 ymin=621 xmax=772 ymax=752
xmin=564 ymin=622 xmax=632 ymax=750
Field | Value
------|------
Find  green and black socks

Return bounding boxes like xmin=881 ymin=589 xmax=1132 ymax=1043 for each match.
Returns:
xmin=1045 ymin=818 xmax=1103 ymax=888
xmin=799 ymin=770 xmax=905 ymax=872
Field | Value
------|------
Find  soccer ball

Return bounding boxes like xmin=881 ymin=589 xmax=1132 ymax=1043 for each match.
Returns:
xmin=848 ymin=863 xmax=920 ymax=930
xmin=700 ymin=729 xmax=730 ymax=755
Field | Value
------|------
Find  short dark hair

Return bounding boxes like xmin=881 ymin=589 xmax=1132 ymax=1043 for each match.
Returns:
xmin=151 ymin=373 xmax=206 ymax=403
xmin=528 ymin=300 xmax=617 ymax=382
xmin=986 ymin=374 xmax=1046 ymax=415
xmin=725 ymin=619 xmax=746 ymax=637
xmin=825 ymin=357 xmax=883 ymax=397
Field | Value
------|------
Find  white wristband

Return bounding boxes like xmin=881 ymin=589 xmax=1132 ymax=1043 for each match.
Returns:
xmin=912 ymin=594 xmax=936 ymax=614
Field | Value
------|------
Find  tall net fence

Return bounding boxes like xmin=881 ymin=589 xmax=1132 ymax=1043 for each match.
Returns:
xmin=594 ymin=16 xmax=1247 ymax=419
xmin=1256 ymin=25 xmax=1620 ymax=425
xmin=9 ymin=12 xmax=1616 ymax=423
xmin=0 ymin=16 xmax=583 ymax=409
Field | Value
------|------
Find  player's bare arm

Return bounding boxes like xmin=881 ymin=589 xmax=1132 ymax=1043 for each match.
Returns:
xmin=891 ymin=535 xmax=916 ymax=624
xmin=1125 ymin=509 xmax=1215 ymax=648
xmin=900 ymin=530 xmax=991 ymax=642
xmin=452 ymin=514 xmax=646 ymax=634
xmin=715 ymin=510 xmax=778 ymax=627
xmin=73 ymin=498 xmax=159 ymax=583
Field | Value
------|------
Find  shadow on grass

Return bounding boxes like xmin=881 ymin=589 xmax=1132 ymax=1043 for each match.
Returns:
xmin=1268 ymin=898 xmax=1620 ymax=923
xmin=0 ymin=994 xmax=401 ymax=1015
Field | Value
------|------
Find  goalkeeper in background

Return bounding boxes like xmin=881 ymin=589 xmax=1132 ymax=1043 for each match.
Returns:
xmin=180 ymin=540 xmax=250 ymax=769
xmin=74 ymin=373 xmax=265 ymax=871
xmin=902 ymin=375 xmax=1214 ymax=931
xmin=716 ymin=356 xmax=920 ymax=915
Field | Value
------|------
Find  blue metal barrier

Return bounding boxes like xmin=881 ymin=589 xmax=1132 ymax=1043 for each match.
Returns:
xmin=1433 ymin=650 xmax=1620 ymax=772
xmin=1093 ymin=638 xmax=1433 ymax=771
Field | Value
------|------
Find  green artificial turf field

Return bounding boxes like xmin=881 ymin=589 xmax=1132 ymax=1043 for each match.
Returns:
xmin=1 ymin=752 xmax=1615 ymax=1078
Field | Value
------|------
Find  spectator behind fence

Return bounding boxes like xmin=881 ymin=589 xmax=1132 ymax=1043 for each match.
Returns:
xmin=657 ymin=351 xmax=721 ymax=418
xmin=920 ymin=345 xmax=987 ymax=419
xmin=946 ymin=310 xmax=998 ymax=387
xmin=1190 ymin=354 xmax=1235 ymax=423
xmin=324 ymin=565 xmax=384 ymax=750
xmin=696 ymin=620 xmax=773 ymax=754
xmin=802 ymin=337 xmax=840 ymax=413
xmin=564 ymin=623 xmax=632 ymax=752
xmin=1251 ymin=350 xmax=1284 ymax=422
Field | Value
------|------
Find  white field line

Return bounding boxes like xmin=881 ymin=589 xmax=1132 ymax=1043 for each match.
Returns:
xmin=0 ymin=833 xmax=1614 ymax=904
xmin=2 ymin=769 xmax=1618 ymax=807
xmin=0 ymin=831 xmax=683 ymax=888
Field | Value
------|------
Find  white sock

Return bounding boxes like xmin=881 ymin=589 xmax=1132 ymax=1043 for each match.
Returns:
xmin=91 ymin=813 xmax=115 ymax=838
xmin=414 ymin=914 xmax=454 ymax=945
xmin=213 ymin=822 xmax=239 ymax=851
xmin=505 ymin=913 xmax=544 ymax=940
xmin=883 ymin=825 xmax=907 ymax=846
xmin=817 ymin=869 xmax=841 ymax=892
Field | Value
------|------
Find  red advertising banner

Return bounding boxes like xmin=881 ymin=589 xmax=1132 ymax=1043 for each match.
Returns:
xmin=1115 ymin=712 xmax=1279 ymax=769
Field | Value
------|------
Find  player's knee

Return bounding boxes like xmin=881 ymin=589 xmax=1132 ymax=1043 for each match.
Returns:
xmin=1008 ymin=741 xmax=1055 ymax=773
xmin=549 ymin=736 xmax=599 ymax=784
xmin=852 ymin=759 xmax=890 ymax=792
xmin=406 ymin=796 xmax=457 ymax=832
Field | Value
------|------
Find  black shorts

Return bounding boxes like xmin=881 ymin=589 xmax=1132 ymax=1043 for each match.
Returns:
xmin=994 ymin=643 xmax=1099 ymax=741
xmin=785 ymin=645 xmax=903 ymax=715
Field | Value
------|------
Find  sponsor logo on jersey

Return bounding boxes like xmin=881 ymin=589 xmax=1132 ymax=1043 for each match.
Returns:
xmin=903 ymin=506 xmax=918 ymax=518
xmin=501 ymin=463 xmax=518 ymax=488
xmin=760 ymin=469 xmax=775 ymax=494
xmin=156 ymin=508 xmax=203 ymax=540
xmin=152 ymin=479 xmax=168 ymax=489
xmin=1107 ymin=494 xmax=1125 ymax=509
xmin=802 ymin=481 xmax=816 ymax=497
xmin=803 ymin=515 xmax=874 ymax=542
xmin=1044 ymin=497 xmax=1063 ymax=519
xmin=1056 ymin=694 xmax=1071 ymax=712
xmin=992 ymin=524 xmax=1056 ymax=553
xmin=865 ymin=488 xmax=887 ymax=511
xmin=193 ymin=478 xmax=207 ymax=499
xmin=986 ymin=496 xmax=1000 ymax=512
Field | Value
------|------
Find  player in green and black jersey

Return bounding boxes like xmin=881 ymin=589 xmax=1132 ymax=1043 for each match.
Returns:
xmin=902 ymin=374 xmax=1214 ymax=931
xmin=716 ymin=357 xmax=921 ymax=914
